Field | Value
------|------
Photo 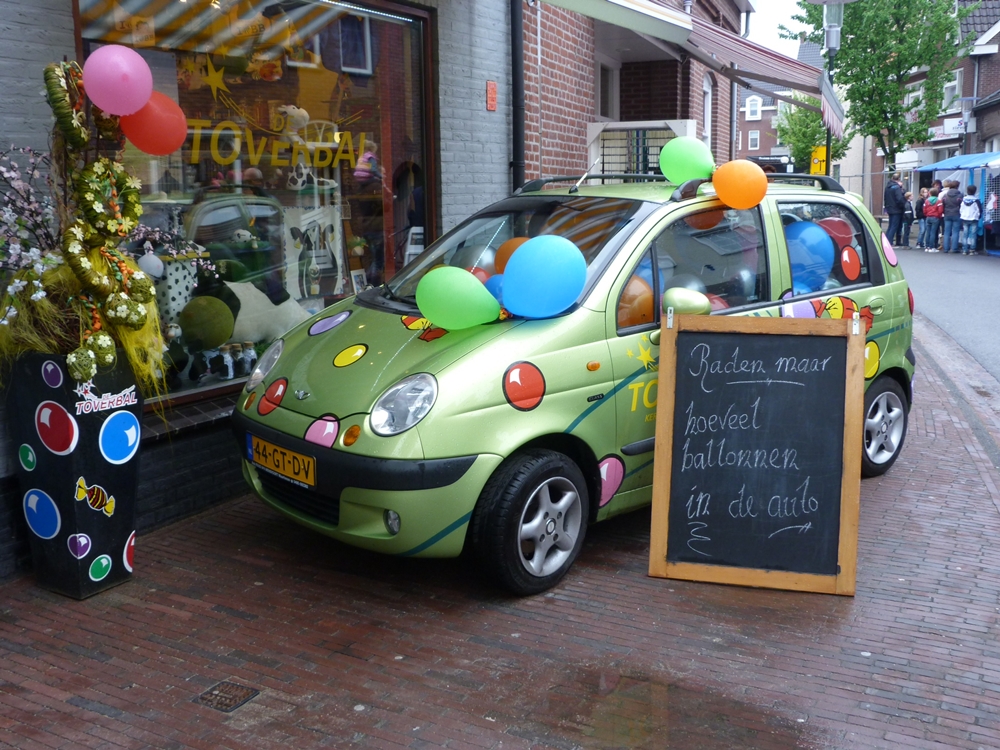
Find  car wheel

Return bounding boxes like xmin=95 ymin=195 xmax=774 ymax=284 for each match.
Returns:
xmin=470 ymin=449 xmax=589 ymax=595
xmin=861 ymin=377 xmax=908 ymax=477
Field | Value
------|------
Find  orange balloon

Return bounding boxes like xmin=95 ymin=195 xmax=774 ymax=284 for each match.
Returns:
xmin=494 ymin=237 xmax=530 ymax=274
xmin=684 ymin=209 xmax=725 ymax=231
xmin=617 ymin=275 xmax=654 ymax=328
xmin=712 ymin=160 xmax=768 ymax=210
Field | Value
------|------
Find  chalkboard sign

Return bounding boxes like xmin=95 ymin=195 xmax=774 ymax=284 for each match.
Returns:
xmin=649 ymin=314 xmax=864 ymax=595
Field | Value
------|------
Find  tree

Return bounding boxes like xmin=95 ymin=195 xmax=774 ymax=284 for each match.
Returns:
xmin=775 ymin=95 xmax=851 ymax=171
xmin=782 ymin=0 xmax=975 ymax=170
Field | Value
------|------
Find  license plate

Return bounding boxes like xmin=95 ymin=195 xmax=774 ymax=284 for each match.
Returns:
xmin=248 ymin=434 xmax=316 ymax=487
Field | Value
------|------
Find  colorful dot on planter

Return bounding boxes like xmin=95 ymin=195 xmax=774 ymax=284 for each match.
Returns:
xmin=67 ymin=533 xmax=92 ymax=559
xmin=258 ymin=378 xmax=288 ymax=416
xmin=123 ymin=530 xmax=135 ymax=573
xmin=89 ymin=554 xmax=112 ymax=582
xmin=35 ymin=401 xmax=79 ymax=456
xmin=334 ymin=344 xmax=368 ymax=368
xmin=598 ymin=455 xmax=626 ymax=507
xmin=502 ymin=362 xmax=545 ymax=411
xmin=309 ymin=310 xmax=351 ymax=336
xmin=19 ymin=444 xmax=36 ymax=471
xmin=41 ymin=360 xmax=63 ymax=388
xmin=23 ymin=489 xmax=60 ymax=539
xmin=98 ymin=410 xmax=141 ymax=465
xmin=305 ymin=416 xmax=340 ymax=448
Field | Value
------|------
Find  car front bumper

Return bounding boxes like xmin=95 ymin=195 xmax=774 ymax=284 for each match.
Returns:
xmin=233 ymin=410 xmax=503 ymax=557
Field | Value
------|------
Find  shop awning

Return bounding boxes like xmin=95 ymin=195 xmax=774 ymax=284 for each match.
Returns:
xmin=683 ymin=17 xmax=845 ymax=138
xmin=916 ymin=152 xmax=1000 ymax=171
xmin=542 ymin=0 xmax=691 ymax=45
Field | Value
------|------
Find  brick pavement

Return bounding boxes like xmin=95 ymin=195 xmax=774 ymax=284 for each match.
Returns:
xmin=2 ymin=312 xmax=1000 ymax=749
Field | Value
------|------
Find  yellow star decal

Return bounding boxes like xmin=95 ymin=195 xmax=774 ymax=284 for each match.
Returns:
xmin=204 ymin=55 xmax=230 ymax=100
xmin=626 ymin=349 xmax=634 ymax=359
xmin=637 ymin=342 xmax=657 ymax=371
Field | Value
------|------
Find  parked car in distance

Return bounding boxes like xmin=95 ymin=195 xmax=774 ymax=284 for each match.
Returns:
xmin=232 ymin=173 xmax=915 ymax=595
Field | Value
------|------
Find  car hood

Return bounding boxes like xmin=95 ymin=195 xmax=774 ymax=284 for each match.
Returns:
xmin=266 ymin=298 xmax=523 ymax=418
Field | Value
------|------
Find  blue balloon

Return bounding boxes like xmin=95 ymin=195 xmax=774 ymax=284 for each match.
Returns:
xmin=484 ymin=273 xmax=504 ymax=303
xmin=785 ymin=220 xmax=835 ymax=293
xmin=502 ymin=236 xmax=587 ymax=318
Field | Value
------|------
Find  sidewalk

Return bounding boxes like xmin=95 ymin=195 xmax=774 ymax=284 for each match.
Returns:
xmin=2 ymin=313 xmax=1000 ymax=750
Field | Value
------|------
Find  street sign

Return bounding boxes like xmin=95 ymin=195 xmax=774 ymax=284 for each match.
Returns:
xmin=811 ymin=146 xmax=827 ymax=175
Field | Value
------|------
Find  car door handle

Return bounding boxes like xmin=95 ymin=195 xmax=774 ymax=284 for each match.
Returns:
xmin=868 ymin=297 xmax=886 ymax=315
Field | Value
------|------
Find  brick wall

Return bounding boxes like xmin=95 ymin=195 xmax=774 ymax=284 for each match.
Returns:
xmin=0 ymin=0 xmax=75 ymax=154
xmin=523 ymin=3 xmax=594 ymax=180
xmin=420 ymin=0 xmax=513 ymax=231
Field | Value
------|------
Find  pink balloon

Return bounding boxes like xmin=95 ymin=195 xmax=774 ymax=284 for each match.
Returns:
xmin=82 ymin=45 xmax=153 ymax=116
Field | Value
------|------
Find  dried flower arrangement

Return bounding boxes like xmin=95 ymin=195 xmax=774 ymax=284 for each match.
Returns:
xmin=0 ymin=59 xmax=165 ymax=389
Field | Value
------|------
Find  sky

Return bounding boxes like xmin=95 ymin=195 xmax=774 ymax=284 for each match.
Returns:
xmin=745 ymin=0 xmax=809 ymax=59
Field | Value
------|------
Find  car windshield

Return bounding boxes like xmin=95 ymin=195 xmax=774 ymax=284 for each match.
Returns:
xmin=387 ymin=195 xmax=650 ymax=300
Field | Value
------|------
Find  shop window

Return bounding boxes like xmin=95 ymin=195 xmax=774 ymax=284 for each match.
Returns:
xmin=79 ymin=0 xmax=430 ymax=398
xmin=779 ymin=202 xmax=870 ymax=296
xmin=617 ymin=207 xmax=767 ymax=331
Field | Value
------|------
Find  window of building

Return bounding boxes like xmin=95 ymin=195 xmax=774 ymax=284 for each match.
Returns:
xmin=702 ymin=74 xmax=713 ymax=150
xmin=749 ymin=131 xmax=760 ymax=151
xmin=78 ymin=0 xmax=431 ymax=398
xmin=596 ymin=57 xmax=620 ymax=121
xmin=943 ymin=69 xmax=964 ymax=113
xmin=746 ymin=96 xmax=762 ymax=121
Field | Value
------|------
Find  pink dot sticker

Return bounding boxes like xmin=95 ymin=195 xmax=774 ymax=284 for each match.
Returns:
xmin=304 ymin=416 xmax=340 ymax=448
xmin=598 ymin=455 xmax=625 ymax=507
xmin=881 ymin=233 xmax=898 ymax=266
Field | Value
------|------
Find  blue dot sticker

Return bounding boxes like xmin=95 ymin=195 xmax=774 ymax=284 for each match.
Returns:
xmin=23 ymin=489 xmax=60 ymax=540
xmin=98 ymin=410 xmax=141 ymax=465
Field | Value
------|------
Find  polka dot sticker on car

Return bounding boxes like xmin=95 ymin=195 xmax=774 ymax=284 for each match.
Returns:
xmin=309 ymin=310 xmax=351 ymax=336
xmin=258 ymin=378 xmax=288 ymax=416
xmin=334 ymin=344 xmax=367 ymax=367
xmin=305 ymin=416 xmax=340 ymax=448
xmin=598 ymin=455 xmax=625 ymax=507
xmin=502 ymin=362 xmax=545 ymax=411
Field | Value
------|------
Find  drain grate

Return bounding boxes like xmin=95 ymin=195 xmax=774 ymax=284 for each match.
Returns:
xmin=197 ymin=681 xmax=260 ymax=712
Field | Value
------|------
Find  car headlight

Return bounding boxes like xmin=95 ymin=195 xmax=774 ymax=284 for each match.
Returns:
xmin=370 ymin=373 xmax=438 ymax=436
xmin=245 ymin=339 xmax=283 ymax=392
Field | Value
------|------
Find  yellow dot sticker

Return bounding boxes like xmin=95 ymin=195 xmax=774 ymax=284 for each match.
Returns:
xmin=864 ymin=340 xmax=881 ymax=379
xmin=334 ymin=344 xmax=368 ymax=367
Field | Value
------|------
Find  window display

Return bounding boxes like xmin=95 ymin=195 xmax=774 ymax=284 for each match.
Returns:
xmin=79 ymin=0 xmax=429 ymax=395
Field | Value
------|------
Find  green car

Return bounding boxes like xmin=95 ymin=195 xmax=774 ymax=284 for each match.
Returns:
xmin=232 ymin=174 xmax=914 ymax=594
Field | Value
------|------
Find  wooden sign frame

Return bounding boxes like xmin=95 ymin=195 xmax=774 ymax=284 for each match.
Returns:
xmin=648 ymin=313 xmax=865 ymax=595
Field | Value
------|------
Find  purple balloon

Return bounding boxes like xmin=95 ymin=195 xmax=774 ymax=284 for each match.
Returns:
xmin=83 ymin=45 xmax=153 ymax=116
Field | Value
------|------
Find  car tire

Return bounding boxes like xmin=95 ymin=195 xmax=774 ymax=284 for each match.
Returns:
xmin=470 ymin=449 xmax=589 ymax=595
xmin=861 ymin=376 xmax=908 ymax=477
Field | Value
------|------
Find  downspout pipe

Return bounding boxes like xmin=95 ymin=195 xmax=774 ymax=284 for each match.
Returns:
xmin=511 ymin=0 xmax=526 ymax=191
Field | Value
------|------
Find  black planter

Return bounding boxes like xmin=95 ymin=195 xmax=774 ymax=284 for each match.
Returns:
xmin=8 ymin=352 xmax=143 ymax=599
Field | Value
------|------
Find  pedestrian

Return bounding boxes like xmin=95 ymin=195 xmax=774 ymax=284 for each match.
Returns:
xmin=960 ymin=184 xmax=982 ymax=255
xmin=901 ymin=192 xmax=915 ymax=247
xmin=923 ymin=187 xmax=943 ymax=252
xmin=884 ymin=172 xmax=907 ymax=247
xmin=914 ymin=187 xmax=929 ymax=248
xmin=941 ymin=179 xmax=964 ymax=253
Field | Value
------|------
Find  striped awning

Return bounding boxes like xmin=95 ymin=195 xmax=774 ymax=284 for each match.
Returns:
xmin=683 ymin=17 xmax=844 ymax=138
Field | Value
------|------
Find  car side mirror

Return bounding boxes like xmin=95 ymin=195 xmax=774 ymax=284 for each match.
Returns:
xmin=662 ymin=287 xmax=712 ymax=316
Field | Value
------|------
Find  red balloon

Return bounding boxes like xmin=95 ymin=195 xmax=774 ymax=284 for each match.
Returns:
xmin=466 ymin=266 xmax=490 ymax=283
xmin=120 ymin=91 xmax=188 ymax=156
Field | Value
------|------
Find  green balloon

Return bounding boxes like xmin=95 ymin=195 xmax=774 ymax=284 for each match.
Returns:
xmin=658 ymin=136 xmax=716 ymax=184
xmin=662 ymin=287 xmax=712 ymax=316
xmin=416 ymin=266 xmax=501 ymax=330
